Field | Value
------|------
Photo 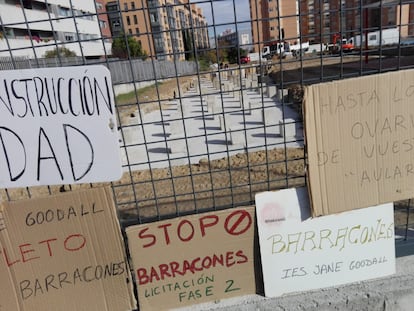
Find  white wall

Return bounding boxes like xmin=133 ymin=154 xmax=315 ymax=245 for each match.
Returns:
xmin=0 ymin=1 xmax=109 ymax=58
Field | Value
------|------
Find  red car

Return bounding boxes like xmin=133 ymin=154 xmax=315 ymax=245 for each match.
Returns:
xmin=239 ymin=55 xmax=250 ymax=64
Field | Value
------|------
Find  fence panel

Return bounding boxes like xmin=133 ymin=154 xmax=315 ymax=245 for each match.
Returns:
xmin=0 ymin=0 xmax=413 ymax=277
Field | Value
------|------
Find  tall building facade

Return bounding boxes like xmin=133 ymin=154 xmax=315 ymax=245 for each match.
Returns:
xmin=250 ymin=0 xmax=413 ymax=49
xmin=300 ymin=0 xmax=414 ymax=43
xmin=217 ymin=29 xmax=252 ymax=51
xmin=0 ymin=0 xmax=111 ymax=58
xmin=104 ymin=0 xmax=209 ymax=61
xmin=249 ymin=0 xmax=299 ymax=52
xmin=96 ymin=0 xmax=111 ymax=39
xmin=105 ymin=0 xmax=154 ymax=58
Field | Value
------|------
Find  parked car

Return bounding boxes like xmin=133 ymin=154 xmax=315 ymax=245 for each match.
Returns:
xmin=239 ymin=55 xmax=250 ymax=64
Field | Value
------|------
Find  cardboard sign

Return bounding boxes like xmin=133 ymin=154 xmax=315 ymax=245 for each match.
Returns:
xmin=256 ymin=188 xmax=396 ymax=297
xmin=0 ymin=66 xmax=121 ymax=188
xmin=0 ymin=187 xmax=136 ymax=311
xmin=305 ymin=69 xmax=414 ymax=215
xmin=126 ymin=207 xmax=256 ymax=311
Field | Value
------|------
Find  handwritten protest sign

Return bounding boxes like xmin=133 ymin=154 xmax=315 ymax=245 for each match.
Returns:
xmin=305 ymin=69 xmax=414 ymax=215
xmin=256 ymin=188 xmax=395 ymax=297
xmin=126 ymin=206 xmax=256 ymax=310
xmin=0 ymin=187 xmax=136 ymax=311
xmin=0 ymin=66 xmax=121 ymax=188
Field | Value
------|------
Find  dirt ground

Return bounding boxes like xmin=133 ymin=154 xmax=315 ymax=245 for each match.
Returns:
xmin=3 ymin=55 xmax=413 ymax=228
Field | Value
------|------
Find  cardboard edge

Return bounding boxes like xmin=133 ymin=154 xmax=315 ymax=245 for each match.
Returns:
xmin=303 ymin=85 xmax=320 ymax=217
xmin=102 ymin=187 xmax=138 ymax=309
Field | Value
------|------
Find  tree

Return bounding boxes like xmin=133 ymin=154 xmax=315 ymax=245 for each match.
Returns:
xmin=202 ymin=50 xmax=218 ymax=64
xmin=227 ymin=47 xmax=248 ymax=64
xmin=44 ymin=47 xmax=76 ymax=58
xmin=112 ymin=35 xmax=147 ymax=59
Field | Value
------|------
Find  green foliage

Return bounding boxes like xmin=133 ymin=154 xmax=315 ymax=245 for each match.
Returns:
xmin=227 ymin=47 xmax=248 ymax=64
xmin=112 ymin=34 xmax=147 ymax=59
xmin=198 ymin=58 xmax=210 ymax=71
xmin=202 ymin=50 xmax=218 ymax=64
xmin=196 ymin=50 xmax=217 ymax=71
xmin=218 ymin=48 xmax=228 ymax=63
xmin=44 ymin=47 xmax=76 ymax=58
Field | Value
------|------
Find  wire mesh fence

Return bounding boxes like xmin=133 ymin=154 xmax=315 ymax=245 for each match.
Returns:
xmin=0 ymin=0 xmax=414 ymax=245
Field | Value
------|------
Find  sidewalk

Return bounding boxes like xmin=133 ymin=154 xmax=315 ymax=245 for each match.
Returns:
xmin=173 ymin=252 xmax=414 ymax=311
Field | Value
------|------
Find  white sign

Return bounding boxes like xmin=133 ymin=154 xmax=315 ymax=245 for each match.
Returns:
xmin=0 ymin=66 xmax=122 ymax=188
xmin=256 ymin=188 xmax=396 ymax=297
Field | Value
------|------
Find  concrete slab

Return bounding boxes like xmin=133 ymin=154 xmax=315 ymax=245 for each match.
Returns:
xmin=218 ymin=115 xmax=225 ymax=131
xmin=279 ymin=118 xmax=296 ymax=137
xmin=228 ymin=127 xmax=246 ymax=146
xmin=172 ymin=255 xmax=414 ymax=311
xmin=277 ymin=88 xmax=289 ymax=102
xmin=120 ymin=77 xmax=302 ymax=171
xmin=168 ymin=135 xmax=187 ymax=154
xmin=267 ymin=85 xmax=277 ymax=98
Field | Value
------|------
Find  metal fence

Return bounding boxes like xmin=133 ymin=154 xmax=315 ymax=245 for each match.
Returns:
xmin=1 ymin=0 xmax=414 ymax=248
xmin=0 ymin=56 xmax=198 ymax=83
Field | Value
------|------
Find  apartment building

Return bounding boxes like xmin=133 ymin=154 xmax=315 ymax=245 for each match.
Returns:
xmin=96 ymin=0 xmax=111 ymax=39
xmin=250 ymin=0 xmax=413 ymax=50
xmin=104 ymin=0 xmax=154 ymax=58
xmin=217 ymin=28 xmax=252 ymax=51
xmin=249 ymin=0 xmax=299 ymax=52
xmin=0 ymin=0 xmax=111 ymax=58
xmin=300 ymin=0 xmax=414 ymax=44
xmin=104 ymin=0 xmax=209 ymax=61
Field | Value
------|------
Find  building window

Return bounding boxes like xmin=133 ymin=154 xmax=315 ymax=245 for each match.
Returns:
xmin=127 ymin=16 xmax=131 ymax=25
xmin=65 ymin=33 xmax=75 ymax=41
xmin=387 ymin=7 xmax=396 ymax=25
xmin=59 ymin=7 xmax=71 ymax=16
xmin=128 ymin=28 xmax=133 ymax=34
xmin=96 ymin=2 xmax=103 ymax=10
xmin=124 ymin=2 xmax=128 ymax=11
xmin=131 ymin=2 xmax=135 ymax=10
xmin=150 ymin=13 xmax=157 ymax=23
xmin=135 ymin=27 xmax=140 ymax=34
xmin=99 ymin=20 xmax=107 ymax=28
xmin=134 ymin=15 xmax=138 ymax=24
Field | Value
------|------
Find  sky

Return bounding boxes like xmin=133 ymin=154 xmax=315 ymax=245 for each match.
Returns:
xmin=190 ymin=0 xmax=251 ymax=37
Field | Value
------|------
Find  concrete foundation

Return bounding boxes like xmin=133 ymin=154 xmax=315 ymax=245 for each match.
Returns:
xmin=228 ymin=128 xmax=245 ymax=146
xmin=251 ymin=79 xmax=258 ymax=89
xmin=261 ymin=108 xmax=283 ymax=126
xmin=267 ymin=85 xmax=277 ymax=98
xmin=212 ymin=101 xmax=223 ymax=114
xmin=168 ymin=136 xmax=187 ymax=153
xmin=242 ymin=100 xmax=252 ymax=115
xmin=207 ymin=96 xmax=216 ymax=113
xmin=279 ymin=118 xmax=296 ymax=137
xmin=219 ymin=115 xmax=225 ymax=131
xmin=169 ymin=119 xmax=184 ymax=136
xmin=213 ymin=79 xmax=220 ymax=90
xmin=277 ymin=88 xmax=289 ymax=102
